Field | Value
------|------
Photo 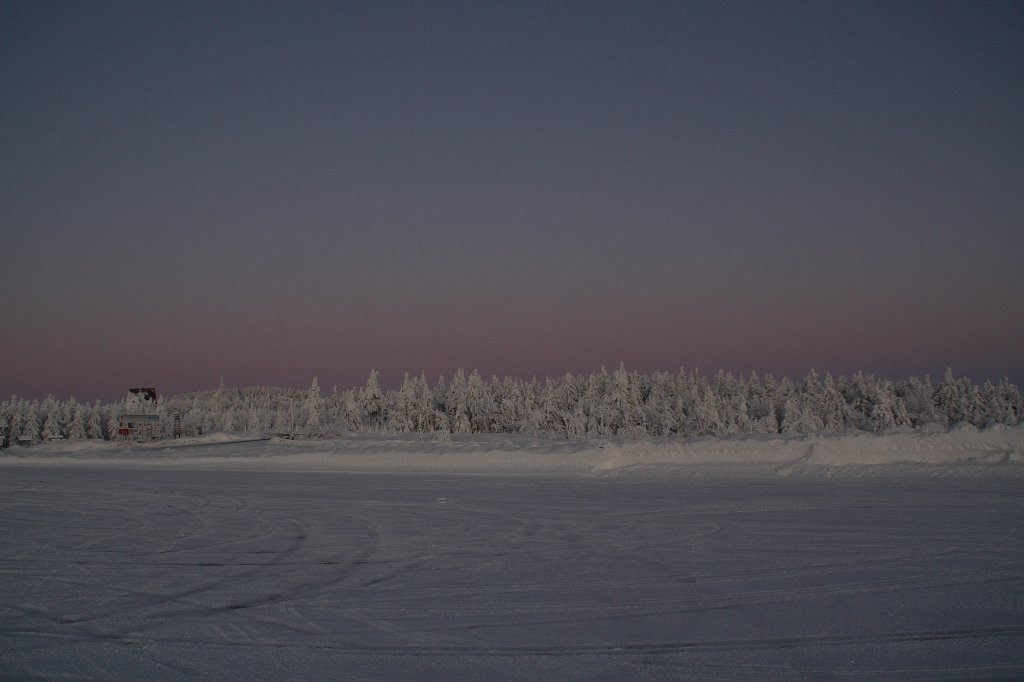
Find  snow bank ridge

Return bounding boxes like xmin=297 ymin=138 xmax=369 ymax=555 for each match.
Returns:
xmin=594 ymin=422 xmax=1024 ymax=472
xmin=2 ymin=423 xmax=1022 ymax=475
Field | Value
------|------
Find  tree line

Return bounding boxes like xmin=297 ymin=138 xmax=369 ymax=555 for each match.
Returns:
xmin=2 ymin=366 xmax=1021 ymax=444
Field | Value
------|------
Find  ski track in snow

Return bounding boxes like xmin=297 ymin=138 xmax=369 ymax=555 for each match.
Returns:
xmin=2 ymin=436 xmax=1024 ymax=680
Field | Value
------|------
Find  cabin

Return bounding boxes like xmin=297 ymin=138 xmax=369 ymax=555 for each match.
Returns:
xmin=118 ymin=387 xmax=162 ymax=441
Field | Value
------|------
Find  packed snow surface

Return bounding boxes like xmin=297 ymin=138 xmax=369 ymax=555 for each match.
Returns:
xmin=3 ymin=422 xmax=1023 ymax=475
xmin=2 ymin=428 xmax=1023 ymax=679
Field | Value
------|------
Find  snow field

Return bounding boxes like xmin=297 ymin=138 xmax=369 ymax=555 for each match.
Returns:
xmin=1 ymin=465 xmax=1022 ymax=680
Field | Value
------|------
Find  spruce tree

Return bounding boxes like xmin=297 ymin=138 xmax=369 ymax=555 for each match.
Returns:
xmin=305 ymin=377 xmax=323 ymax=434
xmin=360 ymin=370 xmax=384 ymax=430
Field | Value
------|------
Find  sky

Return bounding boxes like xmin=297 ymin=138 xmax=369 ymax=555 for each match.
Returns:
xmin=2 ymin=0 xmax=1022 ymax=402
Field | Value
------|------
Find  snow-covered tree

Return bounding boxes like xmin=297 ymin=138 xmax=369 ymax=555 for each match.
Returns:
xmin=896 ymin=375 xmax=938 ymax=427
xmin=23 ymin=403 xmax=41 ymax=444
xmin=6 ymin=398 xmax=24 ymax=444
xmin=41 ymin=398 xmax=62 ymax=441
xmin=360 ymin=370 xmax=385 ymax=430
xmin=63 ymin=398 xmax=86 ymax=440
xmin=964 ymin=385 xmax=987 ymax=426
xmin=85 ymin=402 xmax=104 ymax=439
xmin=106 ymin=401 xmax=122 ymax=440
xmin=519 ymin=379 xmax=546 ymax=436
xmin=868 ymin=384 xmax=897 ymax=432
xmin=418 ymin=374 xmax=446 ymax=434
xmin=243 ymin=406 xmax=263 ymax=434
xmin=583 ymin=367 xmax=612 ymax=436
xmin=221 ymin=406 xmax=234 ymax=432
xmin=780 ymin=396 xmax=803 ymax=434
xmin=392 ymin=373 xmax=417 ymax=433
xmin=338 ymin=389 xmax=361 ymax=432
xmin=936 ymin=368 xmax=967 ymax=426
xmin=819 ymin=373 xmax=849 ymax=431
xmin=642 ymin=372 xmax=677 ymax=436
xmin=466 ymin=370 xmax=494 ymax=433
xmin=691 ymin=375 xmax=725 ymax=437
xmin=494 ymin=377 xmax=522 ymax=433
xmin=446 ymin=369 xmax=471 ymax=434
xmin=984 ymin=379 xmax=1018 ymax=426
xmin=0 ymin=401 xmax=10 ymax=446
xmin=606 ymin=363 xmax=645 ymax=436
xmin=305 ymin=377 xmax=323 ymax=434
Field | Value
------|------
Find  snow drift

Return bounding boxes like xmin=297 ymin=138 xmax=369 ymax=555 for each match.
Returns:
xmin=2 ymin=423 xmax=1023 ymax=476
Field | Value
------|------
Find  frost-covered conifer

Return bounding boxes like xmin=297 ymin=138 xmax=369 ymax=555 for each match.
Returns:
xmin=565 ymin=406 xmax=588 ymax=439
xmin=338 ymin=389 xmax=361 ymax=432
xmin=820 ymin=373 xmax=849 ymax=431
xmin=221 ymin=407 xmax=234 ymax=432
xmin=361 ymin=370 xmax=384 ymax=430
xmin=581 ymin=367 xmax=608 ymax=435
xmin=642 ymin=372 xmax=677 ymax=436
xmin=41 ymin=398 xmax=62 ymax=441
xmin=868 ymin=384 xmax=897 ymax=432
xmin=607 ymin=363 xmax=644 ymax=435
xmin=729 ymin=390 xmax=753 ymax=435
xmin=497 ymin=377 xmax=524 ymax=434
xmin=1003 ymin=379 xmax=1024 ymax=423
xmin=0 ymin=401 xmax=10 ymax=445
xmin=802 ymin=369 xmax=822 ymax=400
xmin=539 ymin=381 xmax=563 ymax=437
xmin=304 ymin=377 xmax=323 ymax=434
xmin=244 ymin=406 xmax=262 ymax=434
xmin=23 ymin=403 xmax=41 ymax=443
xmin=892 ymin=396 xmax=911 ymax=428
xmin=393 ymin=373 xmax=417 ymax=432
xmin=744 ymin=373 xmax=770 ymax=429
xmin=983 ymin=380 xmax=1017 ymax=426
xmin=86 ymin=402 xmax=104 ymax=439
xmin=6 ymin=398 xmax=24 ymax=443
xmin=518 ymin=379 xmax=545 ymax=436
xmin=780 ymin=396 xmax=803 ymax=434
xmin=413 ymin=373 xmax=438 ymax=433
xmin=64 ymin=398 xmax=87 ymax=440
xmin=965 ymin=385 xmax=987 ymax=426
xmin=759 ymin=398 xmax=779 ymax=433
xmin=936 ymin=368 xmax=967 ymax=426
xmin=446 ymin=369 xmax=471 ymax=434
xmin=692 ymin=376 xmax=725 ymax=437
xmin=673 ymin=379 xmax=698 ymax=435
xmin=897 ymin=376 xmax=938 ymax=427
xmin=848 ymin=372 xmax=875 ymax=430
xmin=466 ymin=370 xmax=493 ymax=433
xmin=107 ymin=401 xmax=122 ymax=440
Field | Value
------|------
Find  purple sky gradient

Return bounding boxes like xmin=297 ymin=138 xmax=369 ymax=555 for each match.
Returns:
xmin=2 ymin=0 xmax=1022 ymax=402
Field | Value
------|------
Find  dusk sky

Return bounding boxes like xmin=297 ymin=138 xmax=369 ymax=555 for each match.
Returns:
xmin=2 ymin=0 xmax=1022 ymax=402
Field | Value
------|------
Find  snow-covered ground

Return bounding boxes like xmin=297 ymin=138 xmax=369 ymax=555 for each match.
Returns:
xmin=3 ymin=422 xmax=1023 ymax=476
xmin=2 ymin=428 xmax=1023 ymax=679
